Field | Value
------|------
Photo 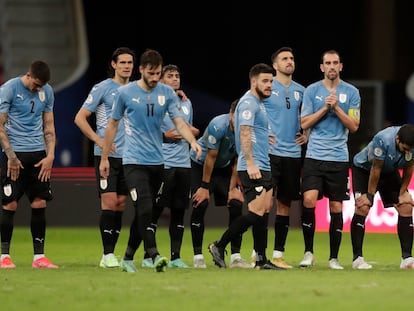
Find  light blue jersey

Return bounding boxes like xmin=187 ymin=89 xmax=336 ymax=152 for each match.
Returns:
xmin=81 ymin=78 xmax=124 ymax=158
xmin=111 ymin=81 xmax=181 ymax=165
xmin=235 ymin=91 xmax=270 ymax=171
xmin=264 ymin=79 xmax=305 ymax=158
xmin=0 ymin=77 xmax=54 ymax=152
xmin=162 ymin=98 xmax=193 ymax=168
xmin=353 ymin=126 xmax=414 ymax=173
xmin=190 ymin=113 xmax=235 ymax=168
xmin=301 ymin=80 xmax=360 ymax=162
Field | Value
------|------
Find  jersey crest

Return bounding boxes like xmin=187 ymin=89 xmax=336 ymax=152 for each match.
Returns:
xmin=158 ymin=95 xmax=166 ymax=106
xmin=38 ymin=91 xmax=46 ymax=102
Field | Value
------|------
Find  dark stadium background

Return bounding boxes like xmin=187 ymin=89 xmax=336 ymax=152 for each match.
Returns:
xmin=82 ymin=0 xmax=414 ymax=132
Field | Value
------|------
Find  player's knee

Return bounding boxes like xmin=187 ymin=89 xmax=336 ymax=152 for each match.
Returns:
xmin=31 ymin=198 xmax=46 ymax=209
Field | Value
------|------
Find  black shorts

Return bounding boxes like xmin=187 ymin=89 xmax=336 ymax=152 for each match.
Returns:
xmin=190 ymin=160 xmax=233 ymax=206
xmin=270 ymin=154 xmax=302 ymax=203
xmin=94 ymin=156 xmax=128 ymax=196
xmin=238 ymin=170 xmax=273 ymax=204
xmin=1 ymin=151 xmax=53 ymax=204
xmin=123 ymin=164 xmax=163 ymax=203
xmin=156 ymin=167 xmax=191 ymax=210
xmin=352 ymin=165 xmax=400 ymax=207
xmin=302 ymin=158 xmax=350 ymax=201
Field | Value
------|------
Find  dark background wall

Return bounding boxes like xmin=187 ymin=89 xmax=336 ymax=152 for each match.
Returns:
xmin=82 ymin=0 xmax=414 ymax=134
xmin=11 ymin=0 xmax=414 ymax=226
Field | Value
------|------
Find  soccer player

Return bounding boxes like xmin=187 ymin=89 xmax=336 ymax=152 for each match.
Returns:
xmin=208 ymin=63 xmax=282 ymax=270
xmin=141 ymin=64 xmax=200 ymax=269
xmin=251 ymin=47 xmax=307 ymax=269
xmin=74 ymin=47 xmax=135 ymax=269
xmin=0 ymin=60 xmax=58 ymax=268
xmin=299 ymin=50 xmax=361 ymax=269
xmin=351 ymin=124 xmax=414 ymax=269
xmin=99 ymin=49 xmax=201 ymax=272
xmin=190 ymin=98 xmax=250 ymax=269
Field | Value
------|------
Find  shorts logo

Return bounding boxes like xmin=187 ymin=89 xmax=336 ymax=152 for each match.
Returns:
xmin=100 ymin=179 xmax=108 ymax=190
xmin=130 ymin=188 xmax=137 ymax=201
xmin=3 ymin=184 xmax=12 ymax=197
xmin=255 ymin=186 xmax=264 ymax=193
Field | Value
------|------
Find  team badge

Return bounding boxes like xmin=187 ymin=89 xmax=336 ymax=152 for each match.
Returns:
xmin=242 ymin=110 xmax=252 ymax=120
xmin=100 ymin=179 xmax=108 ymax=190
xmin=158 ymin=95 xmax=166 ymax=106
xmin=339 ymin=93 xmax=347 ymax=103
xmin=294 ymin=91 xmax=300 ymax=101
xmin=38 ymin=91 xmax=45 ymax=102
xmin=374 ymin=147 xmax=383 ymax=157
xmin=405 ymin=152 xmax=412 ymax=161
xmin=3 ymin=184 xmax=12 ymax=197
xmin=182 ymin=106 xmax=189 ymax=115
xmin=208 ymin=135 xmax=217 ymax=144
xmin=130 ymin=188 xmax=137 ymax=201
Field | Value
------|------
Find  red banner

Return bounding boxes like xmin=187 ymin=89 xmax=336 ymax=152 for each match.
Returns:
xmin=315 ymin=169 xmax=412 ymax=233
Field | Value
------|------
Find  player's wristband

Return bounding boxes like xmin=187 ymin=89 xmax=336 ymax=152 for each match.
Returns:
xmin=366 ymin=193 xmax=374 ymax=206
xmin=200 ymin=181 xmax=210 ymax=189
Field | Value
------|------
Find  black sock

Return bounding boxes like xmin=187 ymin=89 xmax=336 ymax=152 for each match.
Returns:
xmin=301 ymin=207 xmax=315 ymax=253
xmin=170 ymin=208 xmax=185 ymax=260
xmin=31 ymin=208 xmax=46 ymax=255
xmin=228 ymin=199 xmax=243 ymax=254
xmin=274 ymin=214 xmax=289 ymax=252
xmin=216 ymin=212 xmax=261 ymax=249
xmin=100 ymin=210 xmax=116 ymax=254
xmin=1 ymin=209 xmax=15 ymax=254
xmin=190 ymin=200 xmax=208 ymax=255
xmin=398 ymin=215 xmax=413 ymax=259
xmin=329 ymin=212 xmax=343 ymax=260
xmin=253 ymin=214 xmax=268 ymax=264
xmin=350 ymin=214 xmax=366 ymax=260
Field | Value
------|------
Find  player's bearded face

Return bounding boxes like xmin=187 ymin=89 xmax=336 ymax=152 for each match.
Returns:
xmin=143 ymin=74 xmax=158 ymax=89
xmin=256 ymin=85 xmax=271 ymax=100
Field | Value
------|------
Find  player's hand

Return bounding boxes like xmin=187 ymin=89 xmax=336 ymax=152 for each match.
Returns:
xmin=355 ymin=193 xmax=372 ymax=208
xmin=7 ymin=156 xmax=24 ymax=181
xmin=35 ymin=156 xmax=53 ymax=182
xmin=192 ymin=187 xmax=209 ymax=208
xmin=268 ymin=133 xmax=276 ymax=145
xmin=191 ymin=142 xmax=202 ymax=160
xmin=295 ymin=132 xmax=308 ymax=145
xmin=99 ymin=158 xmax=110 ymax=179
xmin=394 ymin=191 xmax=414 ymax=207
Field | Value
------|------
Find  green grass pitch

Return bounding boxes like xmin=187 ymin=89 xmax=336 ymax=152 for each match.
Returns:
xmin=1 ymin=226 xmax=412 ymax=310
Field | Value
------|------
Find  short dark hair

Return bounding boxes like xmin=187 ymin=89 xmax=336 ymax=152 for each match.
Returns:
xmin=397 ymin=124 xmax=414 ymax=147
xmin=161 ymin=64 xmax=180 ymax=78
xmin=249 ymin=63 xmax=273 ymax=79
xmin=230 ymin=98 xmax=239 ymax=113
xmin=30 ymin=60 xmax=50 ymax=83
xmin=321 ymin=49 xmax=342 ymax=64
xmin=108 ymin=47 xmax=136 ymax=78
xmin=270 ymin=47 xmax=293 ymax=63
xmin=140 ymin=48 xmax=163 ymax=69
